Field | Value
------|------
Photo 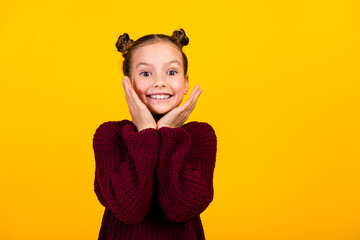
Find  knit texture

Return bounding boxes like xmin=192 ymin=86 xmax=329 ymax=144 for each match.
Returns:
xmin=93 ymin=120 xmax=217 ymax=240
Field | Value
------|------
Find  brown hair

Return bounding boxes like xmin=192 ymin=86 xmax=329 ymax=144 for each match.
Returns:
xmin=115 ymin=29 xmax=189 ymax=77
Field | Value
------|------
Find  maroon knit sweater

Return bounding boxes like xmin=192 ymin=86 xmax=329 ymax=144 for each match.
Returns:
xmin=92 ymin=120 xmax=217 ymax=240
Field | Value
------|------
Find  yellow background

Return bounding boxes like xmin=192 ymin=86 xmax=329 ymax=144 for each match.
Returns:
xmin=1 ymin=0 xmax=359 ymax=239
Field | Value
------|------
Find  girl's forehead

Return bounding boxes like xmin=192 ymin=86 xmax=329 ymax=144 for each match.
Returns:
xmin=132 ymin=41 xmax=182 ymax=61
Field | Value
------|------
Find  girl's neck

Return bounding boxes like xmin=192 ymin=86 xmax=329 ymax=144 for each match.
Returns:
xmin=152 ymin=113 xmax=165 ymax=123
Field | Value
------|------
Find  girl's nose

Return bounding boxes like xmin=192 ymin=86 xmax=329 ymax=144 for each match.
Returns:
xmin=154 ymin=75 xmax=167 ymax=88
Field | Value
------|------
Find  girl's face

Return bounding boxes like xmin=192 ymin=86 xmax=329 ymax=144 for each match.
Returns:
xmin=129 ymin=40 xmax=189 ymax=115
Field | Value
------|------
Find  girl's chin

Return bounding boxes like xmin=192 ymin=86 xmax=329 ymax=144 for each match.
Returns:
xmin=149 ymin=107 xmax=172 ymax=115
xmin=151 ymin=110 xmax=169 ymax=117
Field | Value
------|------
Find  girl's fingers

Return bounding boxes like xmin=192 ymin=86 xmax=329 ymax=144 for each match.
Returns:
xmin=178 ymin=87 xmax=201 ymax=114
xmin=122 ymin=79 xmax=131 ymax=102
xmin=189 ymin=85 xmax=200 ymax=98
xmin=122 ymin=77 xmax=131 ymax=97
xmin=122 ymin=77 xmax=127 ymax=94
xmin=128 ymin=87 xmax=143 ymax=107
xmin=186 ymin=89 xmax=202 ymax=114
xmin=125 ymin=79 xmax=149 ymax=112
xmin=123 ymin=77 xmax=138 ymax=105
xmin=159 ymin=87 xmax=202 ymax=128
xmin=182 ymin=85 xmax=200 ymax=107
xmin=123 ymin=77 xmax=138 ymax=101
xmin=187 ymin=87 xmax=202 ymax=108
xmin=176 ymin=87 xmax=201 ymax=119
xmin=122 ymin=76 xmax=129 ymax=88
xmin=123 ymin=76 xmax=132 ymax=92
xmin=123 ymin=77 xmax=137 ymax=112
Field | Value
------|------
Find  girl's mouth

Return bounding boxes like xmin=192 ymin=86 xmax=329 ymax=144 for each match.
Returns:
xmin=147 ymin=94 xmax=173 ymax=100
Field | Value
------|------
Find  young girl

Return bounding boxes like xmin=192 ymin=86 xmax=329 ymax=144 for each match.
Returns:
xmin=92 ymin=29 xmax=217 ymax=240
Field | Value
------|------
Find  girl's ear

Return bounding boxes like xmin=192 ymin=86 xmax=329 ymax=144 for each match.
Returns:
xmin=184 ymin=75 xmax=189 ymax=94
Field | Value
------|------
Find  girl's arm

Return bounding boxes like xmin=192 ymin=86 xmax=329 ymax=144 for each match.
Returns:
xmin=155 ymin=122 xmax=217 ymax=222
xmin=93 ymin=120 xmax=160 ymax=224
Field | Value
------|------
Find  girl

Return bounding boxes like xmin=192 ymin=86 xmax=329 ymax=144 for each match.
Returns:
xmin=92 ymin=29 xmax=217 ymax=240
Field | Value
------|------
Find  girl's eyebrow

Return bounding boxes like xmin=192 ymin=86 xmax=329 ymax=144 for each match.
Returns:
xmin=136 ymin=62 xmax=153 ymax=69
xmin=167 ymin=60 xmax=181 ymax=66
xmin=135 ymin=60 xmax=181 ymax=69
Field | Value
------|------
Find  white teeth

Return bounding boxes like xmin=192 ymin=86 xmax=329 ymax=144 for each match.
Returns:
xmin=149 ymin=94 xmax=171 ymax=99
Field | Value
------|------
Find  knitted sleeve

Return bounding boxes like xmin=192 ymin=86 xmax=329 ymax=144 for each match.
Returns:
xmin=92 ymin=120 xmax=160 ymax=224
xmin=155 ymin=122 xmax=217 ymax=222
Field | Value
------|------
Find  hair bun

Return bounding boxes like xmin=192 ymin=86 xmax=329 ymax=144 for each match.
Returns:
xmin=115 ymin=33 xmax=134 ymax=57
xmin=171 ymin=28 xmax=189 ymax=48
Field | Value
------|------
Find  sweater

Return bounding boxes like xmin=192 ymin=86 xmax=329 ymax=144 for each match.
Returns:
xmin=92 ymin=120 xmax=217 ymax=240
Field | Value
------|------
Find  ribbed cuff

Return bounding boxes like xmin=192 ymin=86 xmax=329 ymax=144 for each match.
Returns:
xmin=121 ymin=123 xmax=160 ymax=169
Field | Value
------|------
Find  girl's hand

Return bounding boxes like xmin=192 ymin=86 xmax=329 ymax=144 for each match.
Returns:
xmin=122 ymin=76 xmax=157 ymax=132
xmin=157 ymin=85 xmax=202 ymax=129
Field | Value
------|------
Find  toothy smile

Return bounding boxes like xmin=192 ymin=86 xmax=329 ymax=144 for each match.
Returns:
xmin=147 ymin=94 xmax=172 ymax=100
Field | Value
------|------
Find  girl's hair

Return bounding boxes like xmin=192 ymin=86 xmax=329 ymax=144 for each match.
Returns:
xmin=115 ymin=28 xmax=189 ymax=77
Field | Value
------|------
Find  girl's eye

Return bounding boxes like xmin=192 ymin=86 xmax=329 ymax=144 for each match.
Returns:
xmin=167 ymin=70 xmax=177 ymax=76
xmin=140 ymin=71 xmax=151 ymax=77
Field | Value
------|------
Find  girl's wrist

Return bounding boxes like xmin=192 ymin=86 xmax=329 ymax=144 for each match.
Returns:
xmin=138 ymin=125 xmax=156 ymax=132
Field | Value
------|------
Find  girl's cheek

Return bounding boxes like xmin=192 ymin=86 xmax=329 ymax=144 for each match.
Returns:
xmin=134 ymin=83 xmax=149 ymax=95
xmin=172 ymin=79 xmax=185 ymax=89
